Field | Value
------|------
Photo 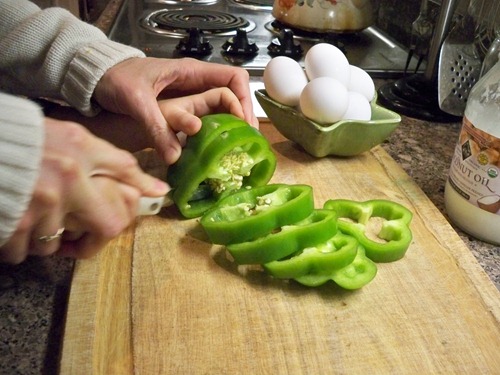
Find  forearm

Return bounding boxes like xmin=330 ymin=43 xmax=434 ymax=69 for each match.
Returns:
xmin=0 ymin=0 xmax=145 ymax=116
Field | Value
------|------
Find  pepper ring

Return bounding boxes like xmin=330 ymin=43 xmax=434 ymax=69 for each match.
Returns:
xmin=38 ymin=227 xmax=65 ymax=243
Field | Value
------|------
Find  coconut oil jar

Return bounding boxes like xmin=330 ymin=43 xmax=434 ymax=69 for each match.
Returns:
xmin=444 ymin=59 xmax=500 ymax=244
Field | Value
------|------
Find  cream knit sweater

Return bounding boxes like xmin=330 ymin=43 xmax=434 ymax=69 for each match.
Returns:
xmin=0 ymin=0 xmax=145 ymax=247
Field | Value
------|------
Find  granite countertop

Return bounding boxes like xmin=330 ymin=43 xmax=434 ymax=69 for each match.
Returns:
xmin=1 ymin=3 xmax=499 ymax=375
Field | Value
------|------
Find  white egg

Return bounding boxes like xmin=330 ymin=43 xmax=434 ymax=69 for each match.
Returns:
xmin=342 ymin=92 xmax=372 ymax=121
xmin=299 ymin=77 xmax=349 ymax=124
xmin=348 ymin=65 xmax=375 ymax=101
xmin=304 ymin=43 xmax=350 ymax=86
xmin=263 ymin=56 xmax=308 ymax=106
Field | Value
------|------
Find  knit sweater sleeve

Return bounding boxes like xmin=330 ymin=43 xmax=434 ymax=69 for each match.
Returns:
xmin=0 ymin=92 xmax=44 ymax=247
xmin=0 ymin=0 xmax=145 ymax=116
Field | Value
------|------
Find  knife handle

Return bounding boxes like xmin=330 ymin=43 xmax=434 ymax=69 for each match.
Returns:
xmin=137 ymin=196 xmax=166 ymax=216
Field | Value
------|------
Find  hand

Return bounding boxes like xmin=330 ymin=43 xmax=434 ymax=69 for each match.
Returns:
xmin=156 ymin=87 xmax=246 ymax=139
xmin=94 ymin=57 xmax=259 ymax=164
xmin=0 ymin=118 xmax=168 ymax=264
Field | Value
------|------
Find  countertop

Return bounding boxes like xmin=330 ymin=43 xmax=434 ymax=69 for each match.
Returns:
xmin=1 ymin=3 xmax=499 ymax=374
xmin=2 ymin=95 xmax=500 ymax=375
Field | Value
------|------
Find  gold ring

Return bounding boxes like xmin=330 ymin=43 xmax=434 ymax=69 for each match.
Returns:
xmin=38 ymin=227 xmax=65 ymax=243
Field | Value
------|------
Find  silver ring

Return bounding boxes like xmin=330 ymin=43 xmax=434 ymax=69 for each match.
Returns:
xmin=38 ymin=227 xmax=65 ymax=243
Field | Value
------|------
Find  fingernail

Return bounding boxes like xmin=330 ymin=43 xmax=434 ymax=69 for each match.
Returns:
xmin=154 ymin=179 xmax=169 ymax=193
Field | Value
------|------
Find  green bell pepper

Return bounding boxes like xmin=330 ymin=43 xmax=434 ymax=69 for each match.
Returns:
xmin=323 ymin=199 xmax=413 ymax=263
xmin=226 ymin=209 xmax=338 ymax=265
xmin=166 ymin=114 xmax=277 ymax=218
xmin=263 ymin=231 xmax=358 ymax=279
xmin=294 ymin=245 xmax=377 ymax=289
xmin=200 ymin=184 xmax=314 ymax=245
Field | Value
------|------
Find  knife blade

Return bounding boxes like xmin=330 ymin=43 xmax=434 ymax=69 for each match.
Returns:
xmin=137 ymin=185 xmax=212 ymax=216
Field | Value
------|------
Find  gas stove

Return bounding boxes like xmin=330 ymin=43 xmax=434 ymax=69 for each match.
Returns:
xmin=108 ymin=0 xmax=418 ymax=78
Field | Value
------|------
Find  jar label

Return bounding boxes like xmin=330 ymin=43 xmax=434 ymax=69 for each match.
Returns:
xmin=448 ymin=116 xmax=500 ymax=215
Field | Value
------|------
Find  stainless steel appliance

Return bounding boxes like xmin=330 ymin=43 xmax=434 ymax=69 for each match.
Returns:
xmin=107 ymin=0 xmax=418 ymax=78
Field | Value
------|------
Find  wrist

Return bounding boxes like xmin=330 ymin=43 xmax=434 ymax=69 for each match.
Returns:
xmin=62 ymin=40 xmax=145 ymax=116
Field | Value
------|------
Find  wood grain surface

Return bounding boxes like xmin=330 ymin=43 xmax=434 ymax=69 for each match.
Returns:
xmin=60 ymin=122 xmax=500 ymax=374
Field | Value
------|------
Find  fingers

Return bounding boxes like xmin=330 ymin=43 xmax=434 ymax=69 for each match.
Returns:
xmin=30 ymin=217 xmax=65 ymax=257
xmin=57 ymin=232 xmax=109 ymax=259
xmin=196 ymin=87 xmax=246 ymax=119
xmin=0 ymin=215 xmax=32 ymax=264
xmin=143 ymin=111 xmax=184 ymax=165
xmin=57 ymin=179 xmax=140 ymax=259
xmin=93 ymin=57 xmax=258 ymax=163
xmin=68 ymin=177 xmax=140 ymax=237
xmin=153 ymin=87 xmax=247 ymax=164
xmin=90 ymin=148 xmax=168 ymax=196
xmin=0 ymin=206 xmax=65 ymax=264
xmin=0 ymin=119 xmax=166 ymax=264
xmin=170 ymin=58 xmax=257 ymax=126
xmin=158 ymin=87 xmax=244 ymax=132
xmin=45 ymin=118 xmax=168 ymax=197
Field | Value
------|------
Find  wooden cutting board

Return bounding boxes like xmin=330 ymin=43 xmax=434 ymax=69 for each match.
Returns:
xmin=60 ymin=122 xmax=500 ymax=374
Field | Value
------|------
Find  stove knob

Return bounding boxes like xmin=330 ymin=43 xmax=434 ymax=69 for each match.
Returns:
xmin=176 ymin=28 xmax=213 ymax=56
xmin=221 ymin=28 xmax=259 ymax=57
xmin=267 ymin=29 xmax=303 ymax=59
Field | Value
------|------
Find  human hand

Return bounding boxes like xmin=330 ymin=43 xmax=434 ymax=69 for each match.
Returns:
xmin=156 ymin=87 xmax=246 ymax=143
xmin=0 ymin=118 xmax=168 ymax=264
xmin=94 ymin=57 xmax=258 ymax=164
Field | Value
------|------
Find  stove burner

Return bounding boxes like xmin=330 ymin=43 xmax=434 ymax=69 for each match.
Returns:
xmin=142 ymin=9 xmax=256 ymax=37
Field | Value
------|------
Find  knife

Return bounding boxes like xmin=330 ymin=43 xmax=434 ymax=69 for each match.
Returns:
xmin=137 ymin=192 xmax=174 ymax=216
xmin=137 ymin=185 xmax=212 ymax=216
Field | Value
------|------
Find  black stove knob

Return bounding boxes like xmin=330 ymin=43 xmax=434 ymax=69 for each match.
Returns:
xmin=176 ymin=28 xmax=213 ymax=56
xmin=267 ymin=29 xmax=303 ymax=59
xmin=221 ymin=28 xmax=259 ymax=57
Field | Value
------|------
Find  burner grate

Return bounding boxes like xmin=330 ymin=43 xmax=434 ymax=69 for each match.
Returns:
xmin=142 ymin=9 xmax=255 ymax=37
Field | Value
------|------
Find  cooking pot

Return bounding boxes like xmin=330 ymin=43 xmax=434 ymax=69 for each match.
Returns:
xmin=272 ymin=0 xmax=374 ymax=33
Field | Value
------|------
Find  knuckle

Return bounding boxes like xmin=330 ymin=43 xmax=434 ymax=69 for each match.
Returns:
xmin=119 ymin=151 xmax=140 ymax=170
xmin=124 ymin=86 xmax=147 ymax=107
xmin=64 ymin=122 xmax=89 ymax=146
xmin=32 ymin=185 xmax=59 ymax=209
xmin=45 ymin=153 xmax=80 ymax=182
xmin=237 ymin=67 xmax=250 ymax=80
xmin=15 ymin=215 xmax=35 ymax=234
xmin=57 ymin=158 xmax=80 ymax=182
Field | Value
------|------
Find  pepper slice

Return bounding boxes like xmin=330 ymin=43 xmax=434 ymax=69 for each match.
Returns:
xmin=263 ymin=231 xmax=358 ymax=279
xmin=227 ymin=209 xmax=337 ymax=265
xmin=323 ymin=199 xmax=413 ymax=262
xmin=167 ymin=114 xmax=277 ymax=218
xmin=294 ymin=245 xmax=377 ymax=289
xmin=200 ymin=184 xmax=314 ymax=245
